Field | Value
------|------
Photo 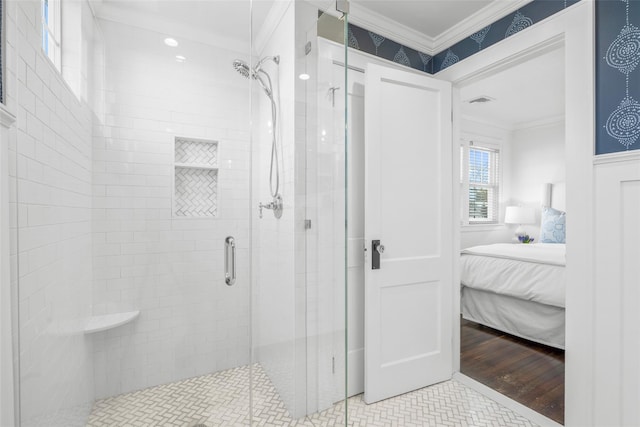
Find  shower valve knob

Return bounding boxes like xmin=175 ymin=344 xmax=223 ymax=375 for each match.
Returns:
xmin=258 ymin=194 xmax=283 ymax=219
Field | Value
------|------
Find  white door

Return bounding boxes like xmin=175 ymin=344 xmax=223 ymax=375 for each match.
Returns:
xmin=364 ymin=63 xmax=453 ymax=404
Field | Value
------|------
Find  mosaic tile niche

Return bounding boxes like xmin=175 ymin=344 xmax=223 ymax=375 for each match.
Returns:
xmin=174 ymin=137 xmax=219 ymax=217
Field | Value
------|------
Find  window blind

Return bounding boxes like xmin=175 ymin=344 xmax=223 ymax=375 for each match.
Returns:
xmin=468 ymin=145 xmax=500 ymax=223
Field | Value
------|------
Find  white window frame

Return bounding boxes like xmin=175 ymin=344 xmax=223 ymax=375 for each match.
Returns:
xmin=42 ymin=0 xmax=61 ymax=71
xmin=460 ymin=137 xmax=502 ymax=226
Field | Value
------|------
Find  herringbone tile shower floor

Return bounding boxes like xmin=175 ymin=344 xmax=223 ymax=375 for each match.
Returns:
xmin=86 ymin=365 xmax=536 ymax=427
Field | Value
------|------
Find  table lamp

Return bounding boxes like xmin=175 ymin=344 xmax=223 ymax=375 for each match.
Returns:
xmin=505 ymin=206 xmax=536 ymax=242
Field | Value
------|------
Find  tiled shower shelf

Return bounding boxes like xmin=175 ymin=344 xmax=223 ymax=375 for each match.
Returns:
xmin=174 ymin=163 xmax=218 ymax=170
xmin=84 ymin=310 xmax=140 ymax=334
xmin=175 ymin=137 xmax=218 ymax=166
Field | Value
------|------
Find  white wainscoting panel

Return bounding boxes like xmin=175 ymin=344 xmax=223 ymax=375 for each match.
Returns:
xmin=593 ymin=157 xmax=640 ymax=426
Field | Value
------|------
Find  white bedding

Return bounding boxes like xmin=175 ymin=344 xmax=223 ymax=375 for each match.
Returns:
xmin=462 ymin=242 xmax=565 ymax=266
xmin=462 ymin=287 xmax=565 ymax=349
xmin=460 ymin=243 xmax=566 ymax=308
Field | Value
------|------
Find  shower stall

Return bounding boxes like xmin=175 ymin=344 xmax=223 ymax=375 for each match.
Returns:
xmin=6 ymin=0 xmax=349 ymax=425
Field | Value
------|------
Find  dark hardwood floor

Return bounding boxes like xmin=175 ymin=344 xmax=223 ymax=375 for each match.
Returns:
xmin=460 ymin=319 xmax=565 ymax=425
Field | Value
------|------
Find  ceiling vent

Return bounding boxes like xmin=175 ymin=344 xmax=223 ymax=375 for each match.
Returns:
xmin=467 ymin=96 xmax=495 ymax=104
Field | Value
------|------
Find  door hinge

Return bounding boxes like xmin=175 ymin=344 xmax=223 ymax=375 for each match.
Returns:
xmin=336 ymin=0 xmax=349 ymax=14
xmin=305 ymin=41 xmax=312 ymax=56
xmin=332 ymin=356 xmax=335 ymax=374
xmin=305 ymin=219 xmax=312 ymax=229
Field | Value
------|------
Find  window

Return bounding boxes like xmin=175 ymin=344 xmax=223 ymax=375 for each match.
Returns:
xmin=460 ymin=140 xmax=501 ymax=224
xmin=42 ymin=0 xmax=61 ymax=70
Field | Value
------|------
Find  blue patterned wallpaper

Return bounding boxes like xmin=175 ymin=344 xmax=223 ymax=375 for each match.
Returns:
xmin=596 ymin=0 xmax=640 ymax=154
xmin=432 ymin=0 xmax=580 ymax=72
xmin=347 ymin=23 xmax=433 ymax=73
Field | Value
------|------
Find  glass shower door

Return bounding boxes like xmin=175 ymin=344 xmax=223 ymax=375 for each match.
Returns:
xmin=86 ymin=4 xmax=256 ymax=425
xmin=13 ymin=1 xmax=256 ymax=426
xmin=250 ymin=0 xmax=349 ymax=424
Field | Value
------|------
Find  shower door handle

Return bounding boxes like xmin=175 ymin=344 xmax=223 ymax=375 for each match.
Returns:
xmin=225 ymin=236 xmax=236 ymax=286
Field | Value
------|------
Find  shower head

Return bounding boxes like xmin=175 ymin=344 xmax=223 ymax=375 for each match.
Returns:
xmin=232 ymin=56 xmax=279 ymax=79
xmin=233 ymin=59 xmax=253 ymax=79
xmin=232 ymin=56 xmax=279 ymax=100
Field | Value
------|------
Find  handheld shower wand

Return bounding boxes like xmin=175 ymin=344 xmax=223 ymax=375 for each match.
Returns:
xmin=232 ymin=56 xmax=283 ymax=219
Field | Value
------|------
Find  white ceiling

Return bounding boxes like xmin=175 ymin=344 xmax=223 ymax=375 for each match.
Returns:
xmin=350 ymin=0 xmax=493 ymax=39
xmin=460 ymin=47 xmax=565 ymax=130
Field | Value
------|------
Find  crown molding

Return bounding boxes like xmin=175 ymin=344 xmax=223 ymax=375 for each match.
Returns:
xmin=432 ymin=0 xmax=533 ymax=53
xmin=462 ymin=114 xmax=513 ymax=132
xmin=347 ymin=2 xmax=436 ymax=55
xmin=462 ymin=113 xmax=564 ymax=132
xmin=348 ymin=0 xmax=532 ymax=57
xmin=513 ymin=114 xmax=565 ymax=132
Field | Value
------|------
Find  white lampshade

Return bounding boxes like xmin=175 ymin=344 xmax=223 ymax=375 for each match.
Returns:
xmin=504 ymin=206 xmax=535 ymax=225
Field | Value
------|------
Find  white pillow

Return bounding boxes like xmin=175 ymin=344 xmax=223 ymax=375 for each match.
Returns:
xmin=540 ymin=207 xmax=566 ymax=243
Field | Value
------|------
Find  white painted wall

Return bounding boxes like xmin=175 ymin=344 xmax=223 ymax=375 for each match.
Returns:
xmin=92 ymin=20 xmax=252 ymax=398
xmin=5 ymin=1 xmax=100 ymax=425
xmin=508 ymin=122 xmax=565 ymax=242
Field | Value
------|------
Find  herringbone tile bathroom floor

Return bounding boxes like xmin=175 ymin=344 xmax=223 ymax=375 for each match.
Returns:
xmin=87 ymin=365 xmax=536 ymax=427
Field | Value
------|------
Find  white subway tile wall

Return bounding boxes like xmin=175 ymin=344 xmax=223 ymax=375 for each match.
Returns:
xmin=92 ymin=20 xmax=252 ymax=399
xmin=7 ymin=1 xmax=97 ymax=426
xmin=250 ymin=2 xmax=306 ymax=418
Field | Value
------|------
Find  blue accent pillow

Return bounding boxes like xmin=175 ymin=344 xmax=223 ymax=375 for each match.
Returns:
xmin=540 ymin=207 xmax=566 ymax=243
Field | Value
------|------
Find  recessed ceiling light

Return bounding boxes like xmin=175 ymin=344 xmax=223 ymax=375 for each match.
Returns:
xmin=164 ymin=38 xmax=179 ymax=47
xmin=299 ymin=73 xmax=310 ymax=81
xmin=175 ymin=55 xmax=186 ymax=63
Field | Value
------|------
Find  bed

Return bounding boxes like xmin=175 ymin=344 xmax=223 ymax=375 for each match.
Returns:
xmin=460 ymin=242 xmax=566 ymax=349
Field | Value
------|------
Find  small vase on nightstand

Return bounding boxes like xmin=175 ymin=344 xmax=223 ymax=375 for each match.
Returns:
xmin=518 ymin=235 xmax=534 ymax=244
